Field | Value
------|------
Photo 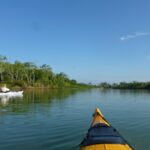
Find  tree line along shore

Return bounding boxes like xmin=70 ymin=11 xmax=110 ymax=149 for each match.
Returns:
xmin=0 ymin=55 xmax=92 ymax=89
xmin=1 ymin=55 xmax=150 ymax=90
xmin=98 ymin=82 xmax=150 ymax=89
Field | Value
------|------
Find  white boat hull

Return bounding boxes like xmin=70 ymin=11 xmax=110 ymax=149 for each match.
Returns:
xmin=0 ymin=91 xmax=23 ymax=96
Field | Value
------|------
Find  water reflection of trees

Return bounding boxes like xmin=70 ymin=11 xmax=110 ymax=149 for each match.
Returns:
xmin=24 ymin=89 xmax=82 ymax=103
xmin=0 ymin=89 xmax=89 ymax=113
xmin=99 ymin=88 xmax=150 ymax=95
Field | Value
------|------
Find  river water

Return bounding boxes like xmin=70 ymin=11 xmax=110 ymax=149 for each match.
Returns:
xmin=0 ymin=89 xmax=150 ymax=150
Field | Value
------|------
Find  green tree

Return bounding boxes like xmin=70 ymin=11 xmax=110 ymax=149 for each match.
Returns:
xmin=0 ymin=55 xmax=7 ymax=81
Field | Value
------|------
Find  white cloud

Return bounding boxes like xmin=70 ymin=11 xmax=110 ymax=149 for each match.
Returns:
xmin=120 ymin=32 xmax=149 ymax=41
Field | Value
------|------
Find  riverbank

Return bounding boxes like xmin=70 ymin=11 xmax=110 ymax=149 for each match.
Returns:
xmin=0 ymin=55 xmax=95 ymax=90
xmin=98 ymin=81 xmax=150 ymax=90
xmin=0 ymin=82 xmax=94 ymax=91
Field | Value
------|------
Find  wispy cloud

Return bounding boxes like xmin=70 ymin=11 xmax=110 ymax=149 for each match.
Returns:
xmin=120 ymin=32 xmax=149 ymax=41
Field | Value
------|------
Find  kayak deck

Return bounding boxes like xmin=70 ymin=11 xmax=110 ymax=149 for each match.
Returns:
xmin=80 ymin=108 xmax=133 ymax=150
xmin=80 ymin=144 xmax=132 ymax=150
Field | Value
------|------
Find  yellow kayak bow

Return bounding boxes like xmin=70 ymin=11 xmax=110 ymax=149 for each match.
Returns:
xmin=80 ymin=108 xmax=133 ymax=150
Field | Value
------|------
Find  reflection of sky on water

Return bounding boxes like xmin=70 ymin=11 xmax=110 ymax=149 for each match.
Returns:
xmin=0 ymin=89 xmax=150 ymax=150
xmin=0 ymin=95 xmax=23 ymax=106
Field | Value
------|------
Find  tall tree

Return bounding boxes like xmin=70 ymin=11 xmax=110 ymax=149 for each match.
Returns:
xmin=0 ymin=55 xmax=7 ymax=81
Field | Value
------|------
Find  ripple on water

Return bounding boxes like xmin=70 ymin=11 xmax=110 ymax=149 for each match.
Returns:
xmin=0 ymin=89 xmax=150 ymax=150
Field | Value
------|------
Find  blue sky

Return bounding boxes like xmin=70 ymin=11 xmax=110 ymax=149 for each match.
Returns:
xmin=0 ymin=0 xmax=150 ymax=83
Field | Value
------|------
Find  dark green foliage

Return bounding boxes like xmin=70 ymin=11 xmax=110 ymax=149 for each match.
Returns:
xmin=99 ymin=82 xmax=111 ymax=88
xmin=0 ymin=55 xmax=90 ymax=88
xmin=98 ymin=81 xmax=150 ymax=89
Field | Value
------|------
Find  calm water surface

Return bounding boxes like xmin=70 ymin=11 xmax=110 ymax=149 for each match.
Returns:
xmin=0 ymin=89 xmax=150 ymax=150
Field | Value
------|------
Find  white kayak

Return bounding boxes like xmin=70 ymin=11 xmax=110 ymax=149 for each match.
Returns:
xmin=0 ymin=91 xmax=23 ymax=96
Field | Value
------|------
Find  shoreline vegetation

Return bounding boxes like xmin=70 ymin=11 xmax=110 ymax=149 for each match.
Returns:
xmin=98 ymin=82 xmax=150 ymax=90
xmin=0 ymin=55 xmax=93 ymax=90
xmin=1 ymin=55 xmax=150 ymax=90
